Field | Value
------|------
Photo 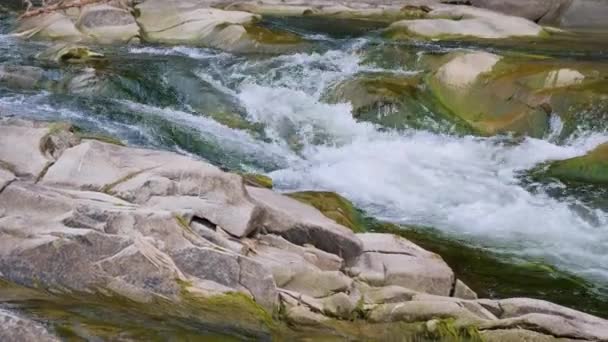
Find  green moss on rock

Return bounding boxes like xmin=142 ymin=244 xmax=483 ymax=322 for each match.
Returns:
xmin=543 ymin=143 xmax=608 ymax=185
xmin=242 ymin=173 xmax=273 ymax=189
xmin=287 ymin=191 xmax=367 ymax=232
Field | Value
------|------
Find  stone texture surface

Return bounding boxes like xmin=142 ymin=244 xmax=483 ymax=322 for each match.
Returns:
xmin=0 ymin=309 xmax=60 ymax=342
xmin=389 ymin=6 xmax=543 ymax=39
xmin=247 ymin=186 xmax=363 ymax=262
xmin=41 ymin=140 xmax=262 ymax=238
xmin=350 ymin=233 xmax=455 ymax=296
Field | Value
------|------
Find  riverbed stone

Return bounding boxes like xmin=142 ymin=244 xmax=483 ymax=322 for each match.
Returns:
xmin=0 ymin=168 xmax=15 ymax=193
xmin=250 ymin=236 xmax=352 ymax=298
xmin=76 ymin=4 xmax=140 ymax=43
xmin=478 ymin=313 xmax=608 ymax=341
xmin=40 ymin=140 xmax=262 ymax=238
xmin=368 ymin=300 xmax=487 ymax=324
xmin=247 ymin=186 xmax=363 ymax=262
xmin=540 ymin=143 xmax=608 ymax=185
xmin=0 ymin=309 xmax=60 ymax=342
xmin=454 ymin=279 xmax=478 ymax=299
xmin=0 ymin=119 xmax=64 ymax=179
xmin=0 ymin=65 xmax=47 ymax=90
xmin=428 ymin=51 xmax=551 ymax=137
xmin=350 ymin=233 xmax=454 ymax=296
xmin=388 ymin=5 xmax=543 ymax=40
xmin=15 ymin=12 xmax=84 ymax=42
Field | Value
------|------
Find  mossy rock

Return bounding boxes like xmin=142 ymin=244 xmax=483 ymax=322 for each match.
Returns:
xmin=242 ymin=173 xmax=273 ymax=189
xmin=428 ymin=53 xmax=608 ymax=138
xmin=70 ymin=125 xmax=125 ymax=146
xmin=325 ymin=72 xmax=474 ymax=133
xmin=36 ymin=44 xmax=106 ymax=65
xmin=287 ymin=191 xmax=367 ymax=233
xmin=426 ymin=52 xmax=551 ymax=137
xmin=245 ymin=25 xmax=303 ymax=45
xmin=542 ymin=143 xmax=608 ymax=185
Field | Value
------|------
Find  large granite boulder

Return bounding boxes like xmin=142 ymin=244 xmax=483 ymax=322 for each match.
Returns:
xmin=469 ymin=0 xmax=608 ymax=29
xmin=539 ymin=143 xmax=608 ymax=185
xmin=349 ymin=233 xmax=455 ymax=296
xmin=247 ymin=186 xmax=363 ymax=262
xmin=14 ymin=2 xmax=139 ymax=44
xmin=135 ymin=0 xmax=303 ymax=52
xmin=40 ymin=139 xmax=263 ymax=238
xmin=388 ymin=5 xmax=544 ymax=40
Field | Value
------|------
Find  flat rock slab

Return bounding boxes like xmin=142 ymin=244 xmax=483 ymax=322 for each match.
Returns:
xmin=41 ymin=140 xmax=261 ymax=238
xmin=351 ymin=233 xmax=454 ymax=296
xmin=0 ymin=121 xmax=51 ymax=179
xmin=247 ymin=186 xmax=363 ymax=262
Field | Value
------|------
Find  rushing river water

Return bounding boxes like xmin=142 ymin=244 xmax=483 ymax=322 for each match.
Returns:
xmin=2 ymin=12 xmax=608 ymax=313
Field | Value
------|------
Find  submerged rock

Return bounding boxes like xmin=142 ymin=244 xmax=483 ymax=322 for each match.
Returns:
xmin=36 ymin=43 xmax=105 ymax=64
xmin=0 ymin=65 xmax=48 ymax=90
xmin=427 ymin=51 xmax=551 ymax=137
xmin=541 ymin=143 xmax=608 ymax=185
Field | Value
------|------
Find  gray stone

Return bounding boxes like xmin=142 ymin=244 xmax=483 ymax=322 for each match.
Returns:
xmin=0 ymin=120 xmax=52 ymax=179
xmin=468 ymin=0 xmax=563 ymax=22
xmin=252 ymin=241 xmax=352 ymax=298
xmin=15 ymin=12 xmax=84 ymax=42
xmin=76 ymin=4 xmax=140 ymax=43
xmin=0 ymin=309 xmax=60 ymax=342
xmin=389 ymin=6 xmax=543 ymax=40
xmin=368 ymin=300 xmax=488 ymax=324
xmin=247 ymin=186 xmax=363 ymax=262
xmin=454 ymin=279 xmax=477 ymax=300
xmin=0 ymin=168 xmax=15 ymax=193
xmin=480 ymin=328 xmax=575 ymax=342
xmin=352 ymin=233 xmax=454 ymax=296
xmin=555 ymin=0 xmax=608 ymax=29
xmin=41 ymin=140 xmax=262 ymax=238
xmin=135 ymin=0 xmax=258 ymax=50
xmin=360 ymin=284 xmax=418 ymax=305
xmin=257 ymin=234 xmax=343 ymax=271
xmin=322 ymin=292 xmax=357 ymax=319
xmin=238 ymin=256 xmax=278 ymax=312
xmin=0 ymin=65 xmax=47 ymax=90
xmin=479 ymin=313 xmax=608 ymax=341
xmin=286 ymin=305 xmax=329 ymax=326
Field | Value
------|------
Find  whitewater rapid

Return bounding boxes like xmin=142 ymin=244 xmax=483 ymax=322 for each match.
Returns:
xmin=2 ymin=35 xmax=607 ymax=283
xmin=223 ymin=45 xmax=608 ymax=282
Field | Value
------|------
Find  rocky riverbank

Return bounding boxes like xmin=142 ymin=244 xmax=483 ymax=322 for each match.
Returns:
xmin=1 ymin=117 xmax=607 ymax=340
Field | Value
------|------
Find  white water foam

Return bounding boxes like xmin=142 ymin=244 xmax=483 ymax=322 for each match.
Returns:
xmin=230 ymin=48 xmax=608 ymax=281
xmin=129 ymin=46 xmax=232 ymax=60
